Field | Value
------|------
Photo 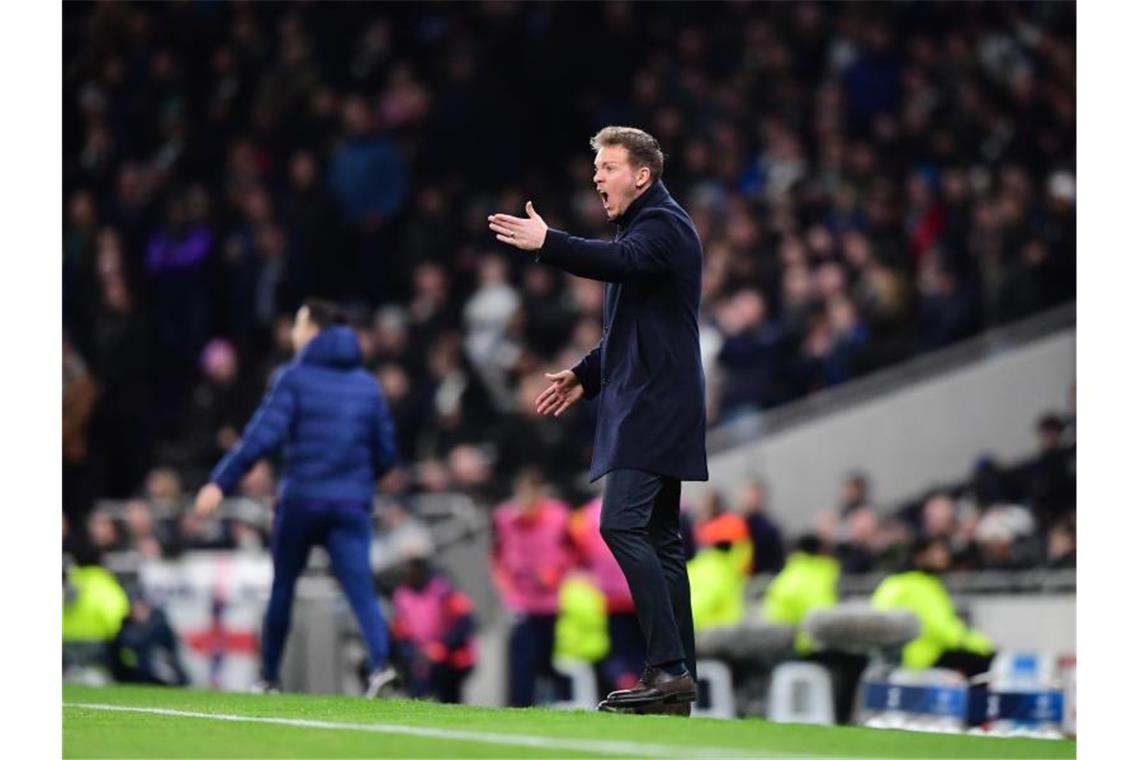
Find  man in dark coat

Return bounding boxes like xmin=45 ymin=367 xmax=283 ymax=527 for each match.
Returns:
xmin=194 ymin=299 xmax=399 ymax=697
xmin=489 ymin=126 xmax=707 ymax=715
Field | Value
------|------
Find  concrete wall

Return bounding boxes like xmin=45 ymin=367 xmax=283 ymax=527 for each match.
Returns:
xmin=967 ymin=594 xmax=1075 ymax=655
xmin=683 ymin=329 xmax=1076 ymax=535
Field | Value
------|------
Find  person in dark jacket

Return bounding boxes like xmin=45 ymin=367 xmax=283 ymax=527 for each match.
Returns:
xmin=110 ymin=592 xmax=189 ymax=687
xmin=194 ymin=299 xmax=399 ymax=697
xmin=489 ymin=126 xmax=707 ymax=715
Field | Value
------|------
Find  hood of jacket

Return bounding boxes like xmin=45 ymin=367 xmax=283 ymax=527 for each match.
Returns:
xmin=298 ymin=326 xmax=362 ymax=370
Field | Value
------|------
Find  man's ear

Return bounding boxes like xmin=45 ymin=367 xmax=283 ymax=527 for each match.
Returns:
xmin=635 ymin=167 xmax=651 ymax=189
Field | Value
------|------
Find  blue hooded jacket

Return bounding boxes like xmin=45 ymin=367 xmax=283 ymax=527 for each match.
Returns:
xmin=210 ymin=326 xmax=398 ymax=503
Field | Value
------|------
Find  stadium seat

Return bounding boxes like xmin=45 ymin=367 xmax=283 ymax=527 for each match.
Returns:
xmin=549 ymin=658 xmax=598 ymax=711
xmin=767 ymin=662 xmax=835 ymax=725
xmin=981 ymin=651 xmax=1066 ymax=738
xmin=692 ymin=659 xmax=736 ymax=719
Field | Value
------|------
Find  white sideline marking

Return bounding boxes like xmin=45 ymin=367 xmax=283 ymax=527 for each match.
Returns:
xmin=63 ymin=702 xmax=772 ymax=758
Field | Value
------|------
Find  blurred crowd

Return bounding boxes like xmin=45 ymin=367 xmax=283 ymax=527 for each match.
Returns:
xmin=63 ymin=2 xmax=1075 ymax=520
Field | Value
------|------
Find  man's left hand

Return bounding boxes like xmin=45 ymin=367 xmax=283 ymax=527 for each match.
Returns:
xmin=488 ymin=201 xmax=547 ymax=251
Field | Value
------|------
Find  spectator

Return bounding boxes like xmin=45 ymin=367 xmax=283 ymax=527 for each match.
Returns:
xmin=178 ymin=338 xmax=258 ymax=477
xmin=974 ymin=503 xmax=1039 ymax=570
xmin=327 ymin=95 xmax=408 ymax=302
xmin=144 ymin=467 xmax=184 ymax=513
xmin=87 ymin=511 xmax=125 ymax=556
xmin=238 ymin=460 xmax=277 ymax=505
xmin=520 ymin=266 xmax=576 ymax=359
xmin=1046 ymin=515 xmax=1076 ymax=570
xmin=835 ymin=505 xmax=883 ymax=574
xmin=715 ymin=289 xmax=786 ymax=414
xmin=122 ymin=499 xmax=173 ymax=560
xmin=88 ymin=274 xmax=152 ymax=497
xmin=327 ymin=95 xmax=408 ymax=226
xmin=920 ymin=493 xmax=979 ymax=569
xmin=913 ymin=254 xmax=978 ymax=353
xmin=1024 ymin=413 xmax=1077 ymax=529
xmin=110 ymin=592 xmax=189 ymax=686
xmin=281 ymin=149 xmax=348 ymax=303
xmin=837 ymin=472 xmax=871 ymax=517
xmin=146 ymin=192 xmax=214 ymax=389
xmin=63 ymin=335 xmax=98 ymax=522
xmin=961 ymin=457 xmax=1013 ymax=510
xmin=462 ymin=254 xmax=521 ymax=409
xmin=736 ymin=480 xmax=785 ymax=574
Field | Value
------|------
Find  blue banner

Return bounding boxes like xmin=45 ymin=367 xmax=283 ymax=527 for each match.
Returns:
xmin=977 ymin=691 xmax=1064 ymax=724
xmin=861 ymin=682 xmax=968 ymax=719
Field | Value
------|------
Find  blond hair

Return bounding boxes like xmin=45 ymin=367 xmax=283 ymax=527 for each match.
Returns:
xmin=590 ymin=126 xmax=664 ymax=183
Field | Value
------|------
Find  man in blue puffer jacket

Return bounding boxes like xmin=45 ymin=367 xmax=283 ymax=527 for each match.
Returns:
xmin=194 ymin=299 xmax=399 ymax=697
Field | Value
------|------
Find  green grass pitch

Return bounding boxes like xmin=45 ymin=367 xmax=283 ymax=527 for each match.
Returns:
xmin=63 ymin=683 xmax=1075 ymax=759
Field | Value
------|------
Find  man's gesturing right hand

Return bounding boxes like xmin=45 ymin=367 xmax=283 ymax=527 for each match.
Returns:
xmin=535 ymin=370 xmax=584 ymax=418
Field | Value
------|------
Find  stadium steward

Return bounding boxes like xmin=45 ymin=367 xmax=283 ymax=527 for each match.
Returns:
xmin=490 ymin=469 xmax=576 ymax=707
xmin=871 ymin=537 xmax=995 ymax=677
xmin=390 ymin=553 xmax=477 ymax=704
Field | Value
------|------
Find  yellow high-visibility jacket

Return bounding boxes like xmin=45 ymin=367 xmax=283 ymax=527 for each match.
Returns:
xmin=762 ymin=551 xmax=840 ymax=653
xmin=688 ymin=546 xmax=748 ymax=632
xmin=554 ymin=576 xmax=609 ymax=663
xmin=63 ymin=565 xmax=129 ymax=643
xmin=871 ymin=570 xmax=994 ymax=669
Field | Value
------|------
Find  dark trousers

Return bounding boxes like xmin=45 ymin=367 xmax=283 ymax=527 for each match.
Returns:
xmin=507 ymin=613 xmax=562 ymax=707
xmin=807 ymin=650 xmax=869 ymax=724
xmin=423 ymin=664 xmax=470 ymax=704
xmin=934 ymin=649 xmax=995 ymax=679
xmin=262 ymin=501 xmax=389 ymax=682
xmin=393 ymin=642 xmax=470 ymax=703
xmin=600 ymin=469 xmax=696 ymax=679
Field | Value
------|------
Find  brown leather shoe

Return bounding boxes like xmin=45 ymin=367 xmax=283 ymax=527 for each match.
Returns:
xmin=603 ymin=666 xmax=696 ymax=707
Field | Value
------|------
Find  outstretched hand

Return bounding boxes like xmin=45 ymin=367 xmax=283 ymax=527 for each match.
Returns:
xmin=489 ymin=201 xmax=548 ymax=251
xmin=535 ymin=369 xmax=584 ymax=418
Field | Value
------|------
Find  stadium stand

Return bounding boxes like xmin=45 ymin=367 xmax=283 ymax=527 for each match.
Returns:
xmin=62 ymin=1 xmax=1075 ymax=717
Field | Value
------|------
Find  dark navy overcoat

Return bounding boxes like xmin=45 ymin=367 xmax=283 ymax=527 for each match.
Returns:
xmin=538 ymin=181 xmax=708 ymax=482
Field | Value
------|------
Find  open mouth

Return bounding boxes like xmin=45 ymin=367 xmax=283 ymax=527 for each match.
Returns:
xmin=599 ymin=190 xmax=610 ymax=209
